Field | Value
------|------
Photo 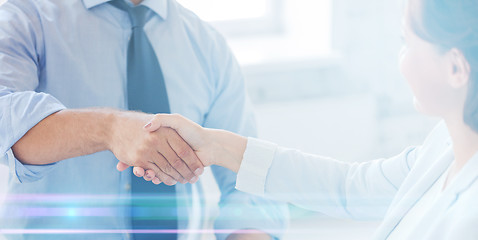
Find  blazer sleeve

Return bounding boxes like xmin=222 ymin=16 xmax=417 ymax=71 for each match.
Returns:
xmin=236 ymin=137 xmax=419 ymax=220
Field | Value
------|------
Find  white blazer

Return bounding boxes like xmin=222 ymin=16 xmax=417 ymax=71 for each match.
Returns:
xmin=235 ymin=121 xmax=478 ymax=239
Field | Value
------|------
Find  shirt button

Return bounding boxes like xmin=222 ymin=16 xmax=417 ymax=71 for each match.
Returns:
xmin=125 ymin=184 xmax=131 ymax=191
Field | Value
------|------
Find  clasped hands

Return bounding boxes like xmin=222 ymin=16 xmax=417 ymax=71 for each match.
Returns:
xmin=110 ymin=113 xmax=267 ymax=239
xmin=111 ymin=112 xmax=219 ymax=186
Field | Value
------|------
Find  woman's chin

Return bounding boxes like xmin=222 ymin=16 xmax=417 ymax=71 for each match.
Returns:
xmin=412 ymin=97 xmax=424 ymax=113
xmin=413 ymin=97 xmax=443 ymax=117
xmin=413 ymin=97 xmax=435 ymax=116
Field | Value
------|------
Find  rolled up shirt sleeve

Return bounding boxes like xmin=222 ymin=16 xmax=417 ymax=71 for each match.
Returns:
xmin=0 ymin=2 xmax=66 ymax=183
xmin=0 ymin=90 xmax=66 ymax=183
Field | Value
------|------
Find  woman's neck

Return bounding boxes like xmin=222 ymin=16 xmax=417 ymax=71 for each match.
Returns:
xmin=445 ymin=118 xmax=478 ymax=169
xmin=441 ymin=117 xmax=478 ymax=190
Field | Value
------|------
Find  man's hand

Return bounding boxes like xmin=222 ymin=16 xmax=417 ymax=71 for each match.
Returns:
xmin=109 ymin=111 xmax=205 ymax=185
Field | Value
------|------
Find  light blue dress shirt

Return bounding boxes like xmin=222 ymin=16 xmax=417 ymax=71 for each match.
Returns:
xmin=0 ymin=0 xmax=288 ymax=239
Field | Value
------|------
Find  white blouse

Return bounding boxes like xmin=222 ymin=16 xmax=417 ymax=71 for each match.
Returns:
xmin=387 ymin=165 xmax=450 ymax=239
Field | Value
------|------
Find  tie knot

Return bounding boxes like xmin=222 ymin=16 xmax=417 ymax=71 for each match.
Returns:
xmin=110 ymin=0 xmax=149 ymax=28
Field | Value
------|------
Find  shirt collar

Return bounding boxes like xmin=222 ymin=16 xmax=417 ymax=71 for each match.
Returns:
xmin=82 ymin=0 xmax=168 ymax=20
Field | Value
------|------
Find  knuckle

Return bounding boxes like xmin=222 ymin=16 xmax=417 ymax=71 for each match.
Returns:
xmin=158 ymin=174 xmax=173 ymax=185
xmin=135 ymin=146 xmax=148 ymax=157
xmin=167 ymin=168 xmax=181 ymax=180
xmin=171 ymin=158 xmax=184 ymax=170
xmin=177 ymin=148 xmax=190 ymax=159
xmin=145 ymin=135 xmax=158 ymax=146
xmin=163 ymin=127 xmax=174 ymax=134
xmin=154 ymin=171 xmax=165 ymax=179
xmin=161 ymin=163 xmax=173 ymax=174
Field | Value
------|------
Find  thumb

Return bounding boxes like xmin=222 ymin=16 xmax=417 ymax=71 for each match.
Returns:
xmin=144 ymin=114 xmax=180 ymax=132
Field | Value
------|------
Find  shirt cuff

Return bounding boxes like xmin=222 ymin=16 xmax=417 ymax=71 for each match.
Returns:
xmin=5 ymin=149 xmax=57 ymax=184
xmin=235 ymin=137 xmax=278 ymax=197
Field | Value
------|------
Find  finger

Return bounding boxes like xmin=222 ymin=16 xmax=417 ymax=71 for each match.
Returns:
xmin=168 ymin=133 xmax=204 ymax=177
xmin=144 ymin=169 xmax=156 ymax=181
xmin=133 ymin=167 xmax=145 ymax=177
xmin=147 ymin=161 xmax=179 ymax=186
xmin=161 ymin=141 xmax=197 ymax=183
xmin=145 ymin=157 xmax=180 ymax=186
xmin=142 ymin=168 xmax=154 ymax=181
xmin=117 ymin=162 xmax=130 ymax=172
xmin=152 ymin=147 xmax=187 ymax=184
xmin=152 ymin=177 xmax=161 ymax=185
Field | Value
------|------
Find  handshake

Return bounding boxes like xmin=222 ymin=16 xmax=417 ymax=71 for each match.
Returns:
xmin=111 ymin=112 xmax=246 ymax=186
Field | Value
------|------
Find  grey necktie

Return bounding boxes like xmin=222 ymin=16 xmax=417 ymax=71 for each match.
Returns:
xmin=109 ymin=1 xmax=177 ymax=239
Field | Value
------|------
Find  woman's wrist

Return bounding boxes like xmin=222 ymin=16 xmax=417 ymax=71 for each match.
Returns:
xmin=205 ymin=128 xmax=247 ymax=172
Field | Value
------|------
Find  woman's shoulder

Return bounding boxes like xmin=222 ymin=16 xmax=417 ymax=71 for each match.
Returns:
xmin=418 ymin=120 xmax=452 ymax=155
xmin=406 ymin=121 xmax=452 ymax=173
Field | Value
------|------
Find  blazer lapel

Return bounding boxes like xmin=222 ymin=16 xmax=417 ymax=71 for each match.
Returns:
xmin=373 ymin=146 xmax=454 ymax=239
xmin=445 ymin=151 xmax=478 ymax=195
xmin=398 ymin=151 xmax=478 ymax=239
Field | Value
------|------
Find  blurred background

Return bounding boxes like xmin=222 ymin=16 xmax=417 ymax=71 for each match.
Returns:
xmin=173 ymin=0 xmax=439 ymax=238
xmin=0 ymin=0 xmax=440 ymax=239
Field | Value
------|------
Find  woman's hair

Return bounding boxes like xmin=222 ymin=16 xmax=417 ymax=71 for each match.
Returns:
xmin=408 ymin=0 xmax=478 ymax=131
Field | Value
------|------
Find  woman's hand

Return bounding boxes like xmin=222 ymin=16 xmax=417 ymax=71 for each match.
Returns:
xmin=145 ymin=114 xmax=217 ymax=166
xmin=117 ymin=113 xmax=248 ymax=185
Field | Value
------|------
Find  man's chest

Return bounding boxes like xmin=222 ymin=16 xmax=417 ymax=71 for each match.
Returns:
xmin=37 ymin=9 xmax=214 ymax=125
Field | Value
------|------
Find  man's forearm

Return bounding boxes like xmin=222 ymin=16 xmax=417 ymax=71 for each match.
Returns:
xmin=11 ymin=109 xmax=204 ymax=184
xmin=11 ymin=108 xmax=116 ymax=165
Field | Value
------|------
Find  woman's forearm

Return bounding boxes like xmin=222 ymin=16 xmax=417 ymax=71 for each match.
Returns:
xmin=139 ymin=113 xmax=248 ymax=172
xmin=206 ymin=128 xmax=248 ymax=172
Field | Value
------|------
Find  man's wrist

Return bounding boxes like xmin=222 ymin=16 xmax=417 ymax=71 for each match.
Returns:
xmin=90 ymin=108 xmax=120 ymax=151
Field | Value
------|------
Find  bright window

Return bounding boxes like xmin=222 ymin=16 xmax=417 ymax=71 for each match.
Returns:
xmin=177 ymin=0 xmax=271 ymax=22
xmin=176 ymin=0 xmax=282 ymax=37
xmin=177 ymin=0 xmax=333 ymax=67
